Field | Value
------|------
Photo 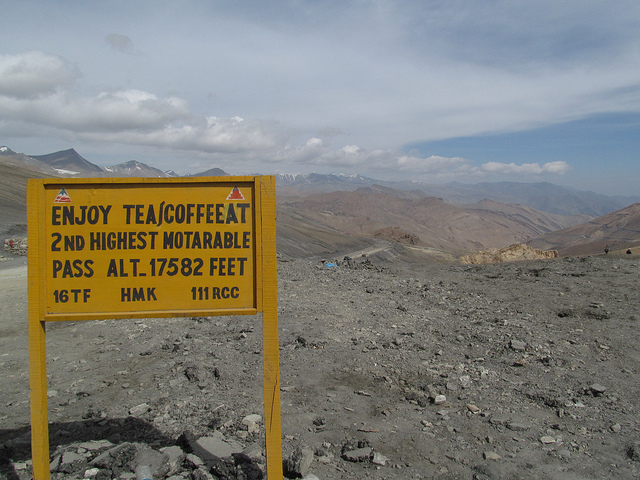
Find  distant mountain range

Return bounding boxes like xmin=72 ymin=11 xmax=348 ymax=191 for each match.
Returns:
xmin=1 ymin=145 xmax=637 ymax=216
xmin=102 ymin=160 xmax=179 ymax=177
xmin=275 ymin=173 xmax=638 ymax=217
xmin=1 ymin=145 xmax=639 ymax=260
xmin=4 ymin=148 xmax=178 ymax=178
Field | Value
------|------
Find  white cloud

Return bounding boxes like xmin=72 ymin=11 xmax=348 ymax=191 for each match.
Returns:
xmin=0 ymin=42 xmax=589 ymax=183
xmin=0 ymin=52 xmax=575 ymax=180
xmin=0 ymin=52 xmax=291 ymax=155
xmin=0 ymin=51 xmax=79 ymax=98
xmin=396 ymin=155 xmax=468 ymax=174
xmin=76 ymin=117 xmax=286 ymax=154
xmin=270 ymin=145 xmax=573 ymax=180
xmin=0 ymin=89 xmax=189 ymax=132
xmin=541 ymin=161 xmax=572 ymax=174
xmin=341 ymin=145 xmax=361 ymax=155
xmin=481 ymin=161 xmax=571 ymax=175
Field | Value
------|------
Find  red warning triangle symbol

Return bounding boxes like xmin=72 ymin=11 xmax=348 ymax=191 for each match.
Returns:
xmin=54 ymin=188 xmax=72 ymax=203
xmin=226 ymin=185 xmax=245 ymax=200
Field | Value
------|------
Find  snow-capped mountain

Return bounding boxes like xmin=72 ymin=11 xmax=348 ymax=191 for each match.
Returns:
xmin=0 ymin=146 xmax=17 ymax=156
xmin=103 ymin=160 xmax=171 ymax=177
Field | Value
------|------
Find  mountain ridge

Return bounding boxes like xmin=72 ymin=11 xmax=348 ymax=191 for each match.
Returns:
xmin=31 ymin=148 xmax=103 ymax=174
xmin=102 ymin=160 xmax=172 ymax=177
xmin=528 ymin=202 xmax=640 ymax=256
xmin=2 ymin=147 xmax=230 ymax=179
xmin=276 ymin=174 xmax=638 ymax=216
xmin=276 ymin=187 xmax=592 ymax=258
xmin=1 ymin=145 xmax=638 ymax=261
xmin=1 ymin=145 xmax=635 ymax=216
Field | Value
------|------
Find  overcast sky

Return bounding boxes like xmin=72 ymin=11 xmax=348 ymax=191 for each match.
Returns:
xmin=1 ymin=1 xmax=639 ymax=195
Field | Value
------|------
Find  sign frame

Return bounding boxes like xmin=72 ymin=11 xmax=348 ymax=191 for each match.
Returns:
xmin=27 ymin=176 xmax=282 ymax=479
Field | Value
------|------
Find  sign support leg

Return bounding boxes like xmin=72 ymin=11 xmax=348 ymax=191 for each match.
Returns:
xmin=28 ymin=178 xmax=51 ymax=480
xmin=260 ymin=176 xmax=283 ymax=479
xmin=29 ymin=318 xmax=50 ymax=480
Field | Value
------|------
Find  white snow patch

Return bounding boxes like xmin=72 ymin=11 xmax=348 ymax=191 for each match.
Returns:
xmin=54 ymin=168 xmax=80 ymax=175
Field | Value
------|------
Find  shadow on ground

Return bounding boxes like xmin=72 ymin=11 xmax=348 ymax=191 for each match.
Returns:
xmin=0 ymin=417 xmax=173 ymax=479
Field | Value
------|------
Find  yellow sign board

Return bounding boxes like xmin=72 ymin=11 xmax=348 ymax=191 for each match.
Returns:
xmin=28 ymin=176 xmax=282 ymax=479
xmin=34 ymin=178 xmax=260 ymax=319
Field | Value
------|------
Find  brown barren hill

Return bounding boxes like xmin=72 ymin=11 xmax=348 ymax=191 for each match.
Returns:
xmin=278 ymin=187 xmax=592 ymax=255
xmin=0 ymin=159 xmax=54 ymax=237
xmin=528 ymin=202 xmax=640 ymax=256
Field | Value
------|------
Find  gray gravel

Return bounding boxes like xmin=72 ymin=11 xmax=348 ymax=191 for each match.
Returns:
xmin=1 ymin=253 xmax=639 ymax=479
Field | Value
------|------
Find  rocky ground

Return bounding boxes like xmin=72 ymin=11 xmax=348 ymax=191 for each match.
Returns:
xmin=1 ymin=250 xmax=640 ymax=479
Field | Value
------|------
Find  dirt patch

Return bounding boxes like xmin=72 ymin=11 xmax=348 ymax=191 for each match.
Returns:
xmin=460 ymin=243 xmax=559 ymax=264
xmin=373 ymin=227 xmax=420 ymax=245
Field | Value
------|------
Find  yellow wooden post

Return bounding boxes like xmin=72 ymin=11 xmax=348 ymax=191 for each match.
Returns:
xmin=28 ymin=319 xmax=50 ymax=480
xmin=260 ymin=176 xmax=283 ymax=479
xmin=27 ymin=179 xmax=51 ymax=480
